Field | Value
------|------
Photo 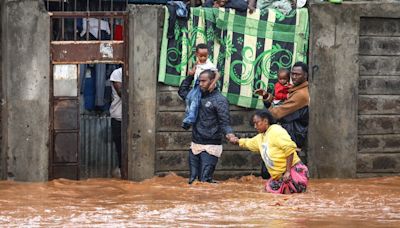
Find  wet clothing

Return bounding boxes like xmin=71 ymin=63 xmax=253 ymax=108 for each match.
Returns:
xmin=280 ymin=106 xmax=309 ymax=149
xmin=178 ymin=75 xmax=233 ymax=183
xmin=178 ymin=75 xmax=233 ymax=145
xmin=266 ymin=162 xmax=309 ymax=194
xmin=260 ymin=161 xmax=271 ymax=180
xmin=238 ymin=124 xmax=301 ymax=180
xmin=188 ymin=150 xmax=219 ymax=183
xmin=265 ymin=81 xmax=309 ymax=164
xmin=191 ymin=142 xmax=223 ymax=158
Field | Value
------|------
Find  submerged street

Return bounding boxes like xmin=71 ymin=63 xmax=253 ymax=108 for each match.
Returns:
xmin=0 ymin=174 xmax=399 ymax=227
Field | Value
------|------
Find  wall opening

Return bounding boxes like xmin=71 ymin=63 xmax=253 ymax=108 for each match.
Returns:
xmin=48 ymin=4 xmax=129 ymax=180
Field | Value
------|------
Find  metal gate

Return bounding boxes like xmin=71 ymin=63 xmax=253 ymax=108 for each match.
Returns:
xmin=48 ymin=8 xmax=129 ymax=180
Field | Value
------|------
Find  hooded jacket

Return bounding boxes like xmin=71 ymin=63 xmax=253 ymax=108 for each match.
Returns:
xmin=178 ymin=76 xmax=233 ymax=145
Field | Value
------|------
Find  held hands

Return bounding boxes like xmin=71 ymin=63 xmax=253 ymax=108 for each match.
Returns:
xmin=226 ymin=133 xmax=239 ymax=145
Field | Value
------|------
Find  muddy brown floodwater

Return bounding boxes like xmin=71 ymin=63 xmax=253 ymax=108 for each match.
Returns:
xmin=0 ymin=174 xmax=399 ymax=227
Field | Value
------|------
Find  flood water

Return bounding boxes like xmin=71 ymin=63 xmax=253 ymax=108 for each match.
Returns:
xmin=0 ymin=174 xmax=399 ymax=227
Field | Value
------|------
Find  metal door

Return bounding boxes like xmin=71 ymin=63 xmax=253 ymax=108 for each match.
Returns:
xmin=49 ymin=11 xmax=128 ymax=180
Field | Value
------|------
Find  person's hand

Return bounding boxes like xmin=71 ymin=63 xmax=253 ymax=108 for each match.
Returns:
xmin=187 ymin=66 xmax=196 ymax=76
xmin=254 ymin=88 xmax=266 ymax=96
xmin=208 ymin=81 xmax=217 ymax=92
xmin=226 ymin=134 xmax=239 ymax=144
xmin=208 ymin=82 xmax=217 ymax=93
xmin=226 ymin=133 xmax=236 ymax=142
xmin=209 ymin=71 xmax=220 ymax=92
xmin=254 ymin=89 xmax=272 ymax=100
xmin=283 ymin=170 xmax=291 ymax=183
xmin=231 ymin=136 xmax=239 ymax=144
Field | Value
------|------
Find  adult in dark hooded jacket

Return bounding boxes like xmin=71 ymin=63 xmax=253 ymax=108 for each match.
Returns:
xmin=178 ymin=69 xmax=235 ymax=184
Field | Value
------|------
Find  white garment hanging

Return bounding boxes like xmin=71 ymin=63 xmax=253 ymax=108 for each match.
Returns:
xmin=80 ymin=18 xmax=111 ymax=39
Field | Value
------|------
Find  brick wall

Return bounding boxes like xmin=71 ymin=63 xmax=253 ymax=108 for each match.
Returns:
xmin=357 ymin=18 xmax=400 ymax=177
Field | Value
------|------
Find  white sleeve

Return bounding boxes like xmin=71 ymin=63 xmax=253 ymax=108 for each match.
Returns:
xmin=208 ymin=61 xmax=218 ymax=72
xmin=203 ymin=59 xmax=218 ymax=72
xmin=110 ymin=68 xmax=122 ymax=82
xmin=210 ymin=63 xmax=218 ymax=72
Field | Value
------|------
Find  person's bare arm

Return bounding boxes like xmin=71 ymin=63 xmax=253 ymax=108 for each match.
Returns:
xmin=113 ymin=81 xmax=122 ymax=97
xmin=187 ymin=65 xmax=196 ymax=76
xmin=208 ymin=71 xmax=220 ymax=92
xmin=283 ymin=153 xmax=294 ymax=183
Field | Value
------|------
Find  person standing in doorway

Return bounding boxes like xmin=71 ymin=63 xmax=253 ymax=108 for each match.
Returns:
xmin=110 ymin=67 xmax=122 ymax=178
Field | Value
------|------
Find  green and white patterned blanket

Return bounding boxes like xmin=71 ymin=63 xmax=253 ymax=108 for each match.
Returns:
xmin=158 ymin=7 xmax=309 ymax=109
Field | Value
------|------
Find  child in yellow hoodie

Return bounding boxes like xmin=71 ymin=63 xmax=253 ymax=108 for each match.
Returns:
xmin=229 ymin=110 xmax=309 ymax=194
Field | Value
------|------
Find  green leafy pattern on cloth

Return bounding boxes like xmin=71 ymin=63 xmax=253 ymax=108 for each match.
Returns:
xmin=158 ymin=7 xmax=309 ymax=109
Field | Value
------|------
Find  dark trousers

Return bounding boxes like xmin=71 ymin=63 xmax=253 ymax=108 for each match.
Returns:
xmin=188 ymin=150 xmax=218 ymax=183
xmin=111 ymin=118 xmax=122 ymax=168
xmin=260 ymin=161 xmax=271 ymax=180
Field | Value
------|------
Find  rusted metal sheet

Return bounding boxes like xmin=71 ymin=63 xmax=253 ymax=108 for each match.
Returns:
xmin=54 ymin=132 xmax=78 ymax=163
xmin=80 ymin=115 xmax=118 ymax=179
xmin=51 ymin=41 xmax=124 ymax=63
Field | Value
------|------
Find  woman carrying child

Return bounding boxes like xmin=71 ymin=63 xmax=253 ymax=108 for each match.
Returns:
xmin=228 ymin=110 xmax=308 ymax=194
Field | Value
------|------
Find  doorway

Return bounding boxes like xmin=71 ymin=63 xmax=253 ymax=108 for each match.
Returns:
xmin=48 ymin=10 xmax=129 ymax=180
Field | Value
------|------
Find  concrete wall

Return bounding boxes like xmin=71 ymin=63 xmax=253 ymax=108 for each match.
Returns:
xmin=0 ymin=1 xmax=4 ymax=180
xmin=127 ymin=5 xmax=261 ymax=180
xmin=1 ymin=0 xmax=49 ymax=181
xmin=127 ymin=5 xmax=160 ymax=181
xmin=309 ymin=2 xmax=400 ymax=178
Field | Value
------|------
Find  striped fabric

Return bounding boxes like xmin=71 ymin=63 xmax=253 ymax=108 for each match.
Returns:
xmin=158 ymin=7 xmax=309 ymax=109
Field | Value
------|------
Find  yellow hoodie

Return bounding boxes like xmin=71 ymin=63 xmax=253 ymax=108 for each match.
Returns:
xmin=239 ymin=124 xmax=300 ymax=180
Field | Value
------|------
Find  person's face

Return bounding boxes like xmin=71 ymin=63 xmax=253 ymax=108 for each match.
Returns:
xmin=253 ymin=115 xmax=269 ymax=133
xmin=291 ymin=66 xmax=307 ymax=86
xmin=216 ymin=0 xmax=228 ymax=6
xmin=278 ymin=72 xmax=289 ymax=85
xmin=196 ymin=48 xmax=208 ymax=64
xmin=199 ymin=73 xmax=212 ymax=92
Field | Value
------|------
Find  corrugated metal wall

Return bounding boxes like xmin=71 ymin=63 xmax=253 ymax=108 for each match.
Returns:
xmin=80 ymin=115 xmax=118 ymax=178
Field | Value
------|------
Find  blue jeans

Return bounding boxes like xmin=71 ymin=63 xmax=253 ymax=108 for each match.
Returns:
xmin=188 ymin=150 xmax=218 ymax=183
xmin=182 ymin=81 xmax=201 ymax=127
